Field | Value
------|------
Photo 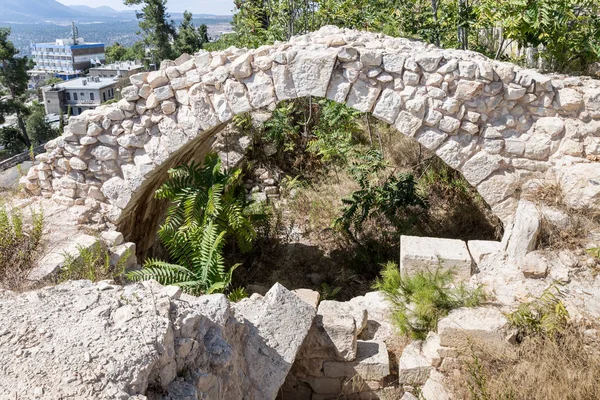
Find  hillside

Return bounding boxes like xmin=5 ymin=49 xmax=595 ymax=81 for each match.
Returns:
xmin=0 ymin=0 xmax=83 ymax=22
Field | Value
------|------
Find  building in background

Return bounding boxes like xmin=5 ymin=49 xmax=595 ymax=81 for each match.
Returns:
xmin=88 ymin=61 xmax=144 ymax=79
xmin=30 ymin=38 xmax=105 ymax=80
xmin=42 ymin=76 xmax=117 ymax=116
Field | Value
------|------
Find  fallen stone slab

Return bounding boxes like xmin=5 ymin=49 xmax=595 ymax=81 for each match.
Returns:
xmin=400 ymin=235 xmax=474 ymax=280
xmin=437 ymin=307 xmax=510 ymax=352
xmin=421 ymin=370 xmax=452 ymax=400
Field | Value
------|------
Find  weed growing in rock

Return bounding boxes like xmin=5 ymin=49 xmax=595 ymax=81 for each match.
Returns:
xmin=374 ymin=262 xmax=486 ymax=339
xmin=0 ymin=204 xmax=44 ymax=289
xmin=128 ymin=153 xmax=258 ymax=295
xmin=454 ymin=288 xmax=600 ymax=400
xmin=57 ymin=241 xmax=129 ymax=283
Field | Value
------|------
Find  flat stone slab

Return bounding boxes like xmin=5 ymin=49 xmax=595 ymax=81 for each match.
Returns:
xmin=437 ymin=307 xmax=509 ymax=351
xmin=400 ymin=235 xmax=474 ymax=280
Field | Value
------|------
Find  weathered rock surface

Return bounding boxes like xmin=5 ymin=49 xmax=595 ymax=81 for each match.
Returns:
xmin=437 ymin=307 xmax=510 ymax=351
xmin=0 ymin=281 xmax=315 ymax=400
xmin=400 ymin=235 xmax=474 ymax=280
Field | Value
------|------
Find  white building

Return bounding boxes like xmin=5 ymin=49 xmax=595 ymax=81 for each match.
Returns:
xmin=42 ymin=76 xmax=118 ymax=116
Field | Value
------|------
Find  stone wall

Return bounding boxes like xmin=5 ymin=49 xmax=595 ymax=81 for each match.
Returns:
xmin=19 ymin=25 xmax=600 ymax=256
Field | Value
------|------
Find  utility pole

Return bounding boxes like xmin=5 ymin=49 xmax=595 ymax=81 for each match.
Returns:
xmin=71 ymin=21 xmax=79 ymax=45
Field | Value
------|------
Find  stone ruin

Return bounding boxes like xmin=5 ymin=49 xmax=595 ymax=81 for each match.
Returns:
xmin=3 ymin=25 xmax=600 ymax=399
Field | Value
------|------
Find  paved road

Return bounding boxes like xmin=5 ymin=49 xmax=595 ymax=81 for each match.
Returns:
xmin=0 ymin=161 xmax=32 ymax=189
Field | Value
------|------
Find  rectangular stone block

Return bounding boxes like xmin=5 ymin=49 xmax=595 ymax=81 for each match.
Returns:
xmin=400 ymin=235 xmax=474 ymax=280
xmin=323 ymin=340 xmax=390 ymax=381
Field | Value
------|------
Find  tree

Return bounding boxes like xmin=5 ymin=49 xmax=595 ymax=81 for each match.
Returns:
xmin=174 ymin=11 xmax=209 ymax=55
xmin=26 ymin=102 xmax=57 ymax=145
xmin=0 ymin=28 xmax=31 ymax=149
xmin=124 ymin=0 xmax=176 ymax=63
xmin=105 ymin=42 xmax=128 ymax=62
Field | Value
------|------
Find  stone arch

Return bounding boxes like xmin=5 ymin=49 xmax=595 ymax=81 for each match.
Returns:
xmin=22 ymin=26 xmax=600 ymax=257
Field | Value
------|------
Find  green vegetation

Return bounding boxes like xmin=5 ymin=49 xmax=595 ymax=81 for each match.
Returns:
xmin=454 ymin=287 xmax=600 ymax=400
xmin=128 ymin=153 xmax=257 ymax=295
xmin=174 ymin=11 xmax=209 ymax=55
xmin=374 ymin=262 xmax=486 ymax=339
xmin=335 ymin=150 xmax=426 ymax=242
xmin=57 ymin=241 xmax=129 ymax=283
xmin=0 ymin=205 xmax=44 ymax=288
xmin=507 ymin=284 xmax=570 ymax=339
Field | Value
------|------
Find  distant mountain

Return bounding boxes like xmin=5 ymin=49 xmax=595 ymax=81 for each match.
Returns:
xmin=68 ymin=5 xmax=136 ymax=18
xmin=0 ymin=0 xmax=232 ymax=23
xmin=0 ymin=0 xmax=84 ymax=22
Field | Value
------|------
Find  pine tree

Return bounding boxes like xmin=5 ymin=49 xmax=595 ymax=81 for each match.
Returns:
xmin=124 ymin=0 xmax=176 ymax=63
xmin=0 ymin=28 xmax=31 ymax=149
xmin=174 ymin=11 xmax=209 ymax=55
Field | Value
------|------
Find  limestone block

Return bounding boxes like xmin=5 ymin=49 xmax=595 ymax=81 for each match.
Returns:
xmin=326 ymin=71 xmax=351 ymax=103
xmin=322 ymin=340 xmax=390 ymax=381
xmin=559 ymin=163 xmax=600 ymax=210
xmin=454 ymin=80 xmax=484 ymax=100
xmin=224 ymin=80 xmax=252 ymax=114
xmin=421 ymin=332 xmax=444 ymax=368
xmin=557 ymin=88 xmax=583 ymax=111
xmin=292 ymin=289 xmax=320 ymax=309
xmin=147 ymin=70 xmax=169 ymax=88
xmin=231 ymin=53 xmax=253 ymax=79
xmin=272 ymin=63 xmax=297 ymax=101
xmin=415 ymin=128 xmax=447 ymax=150
xmin=438 ymin=116 xmax=460 ymax=133
xmin=91 ymin=146 xmax=118 ymax=162
xmin=416 ymin=52 xmax=443 ymax=72
xmin=437 ymin=307 xmax=509 ymax=351
xmin=467 ymin=240 xmax=503 ymax=266
xmin=347 ymin=79 xmax=381 ymax=113
xmin=360 ymin=49 xmax=382 ymax=66
xmin=372 ymin=88 xmax=402 ymax=124
xmin=69 ymin=117 xmax=88 ymax=135
xmin=493 ymin=62 xmax=515 ymax=83
xmin=534 ymin=117 xmax=565 ymax=138
xmin=383 ymin=53 xmax=404 ymax=74
xmin=461 ymin=152 xmax=503 ymax=186
xmin=69 ymin=157 xmax=87 ymax=171
xmin=504 ymin=200 xmax=540 ymax=262
xmin=395 ymin=111 xmax=422 ymax=136
xmin=110 ymin=242 xmax=137 ymax=269
xmin=101 ymin=176 xmax=132 ymax=210
xmin=400 ymin=235 xmax=473 ymax=280
xmin=299 ymin=309 xmax=357 ymax=362
xmin=122 ymin=86 xmax=140 ymax=101
xmin=245 ymin=71 xmax=276 ymax=109
xmin=398 ymin=341 xmax=432 ymax=385
xmin=130 ymin=72 xmax=149 ymax=87
xmin=100 ymin=230 xmax=124 ymax=247
xmin=154 ymin=85 xmax=174 ymax=101
xmin=107 ymin=108 xmax=126 ymax=121
xmin=290 ymin=49 xmax=338 ymax=97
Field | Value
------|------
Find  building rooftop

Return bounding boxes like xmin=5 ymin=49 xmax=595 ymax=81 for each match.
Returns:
xmin=90 ymin=61 xmax=143 ymax=71
xmin=45 ymin=76 xmax=118 ymax=91
xmin=32 ymin=38 xmax=103 ymax=47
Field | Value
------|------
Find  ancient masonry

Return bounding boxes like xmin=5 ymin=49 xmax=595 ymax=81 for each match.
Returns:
xmin=19 ymin=25 xmax=600 ymax=257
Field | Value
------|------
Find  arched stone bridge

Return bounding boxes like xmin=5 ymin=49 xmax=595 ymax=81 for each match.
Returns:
xmin=22 ymin=26 xmax=600 ymax=256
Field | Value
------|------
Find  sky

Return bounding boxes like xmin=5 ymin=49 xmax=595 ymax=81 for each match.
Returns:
xmin=57 ymin=0 xmax=235 ymax=15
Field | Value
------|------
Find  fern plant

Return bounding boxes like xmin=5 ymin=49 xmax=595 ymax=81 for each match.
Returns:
xmin=128 ymin=153 xmax=257 ymax=295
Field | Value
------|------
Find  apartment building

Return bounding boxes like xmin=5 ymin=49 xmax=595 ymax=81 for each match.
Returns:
xmin=30 ymin=38 xmax=106 ymax=79
xmin=42 ymin=76 xmax=117 ymax=116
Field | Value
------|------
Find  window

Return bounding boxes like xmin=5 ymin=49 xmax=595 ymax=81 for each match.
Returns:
xmin=77 ymin=107 xmax=82 ymax=115
xmin=103 ymin=92 xmax=106 ymax=102
xmin=73 ymin=93 xmax=78 ymax=101
xmin=80 ymin=92 xmax=85 ymax=99
xmin=65 ymin=93 xmax=70 ymax=101
xmin=90 ymin=93 xmax=94 ymax=101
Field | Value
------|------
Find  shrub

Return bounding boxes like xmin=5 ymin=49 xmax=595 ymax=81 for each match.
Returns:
xmin=335 ymin=150 xmax=427 ymax=241
xmin=0 ymin=205 xmax=44 ymax=288
xmin=374 ymin=262 xmax=486 ymax=339
xmin=128 ymin=153 xmax=257 ymax=295
xmin=57 ymin=241 xmax=129 ymax=283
